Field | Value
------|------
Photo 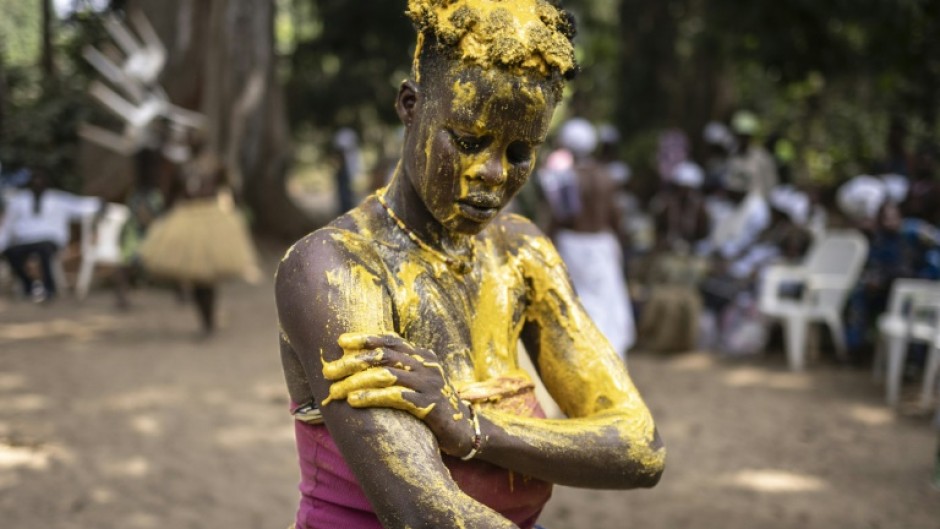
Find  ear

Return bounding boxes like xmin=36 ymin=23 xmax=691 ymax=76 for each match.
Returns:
xmin=395 ymin=80 xmax=419 ymax=126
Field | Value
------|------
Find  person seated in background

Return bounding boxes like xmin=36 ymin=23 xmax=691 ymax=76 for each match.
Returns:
xmin=699 ymin=188 xmax=812 ymax=354
xmin=0 ymin=168 xmax=103 ymax=302
xmin=839 ymin=175 xmax=940 ymax=365
xmin=700 ymin=170 xmax=771 ymax=262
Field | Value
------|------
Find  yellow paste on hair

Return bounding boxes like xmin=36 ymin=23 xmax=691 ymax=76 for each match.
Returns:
xmin=407 ymin=0 xmax=576 ymax=78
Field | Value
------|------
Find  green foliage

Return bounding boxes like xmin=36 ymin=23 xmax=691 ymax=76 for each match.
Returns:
xmin=0 ymin=0 xmax=42 ymax=67
xmin=1 ymin=10 xmax=113 ymax=191
xmin=284 ymin=0 xmax=414 ymax=140
xmin=614 ymin=0 xmax=940 ymax=185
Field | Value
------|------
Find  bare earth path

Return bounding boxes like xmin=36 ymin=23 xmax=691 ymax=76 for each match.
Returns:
xmin=1 ymin=255 xmax=938 ymax=529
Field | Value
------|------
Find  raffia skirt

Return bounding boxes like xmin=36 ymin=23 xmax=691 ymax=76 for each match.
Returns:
xmin=138 ymin=195 xmax=260 ymax=284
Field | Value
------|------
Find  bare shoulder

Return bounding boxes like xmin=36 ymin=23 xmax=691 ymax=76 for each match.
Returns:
xmin=275 ymin=202 xmax=385 ymax=300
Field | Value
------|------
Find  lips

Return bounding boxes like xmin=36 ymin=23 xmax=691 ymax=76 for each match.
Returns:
xmin=457 ymin=194 xmax=501 ymax=222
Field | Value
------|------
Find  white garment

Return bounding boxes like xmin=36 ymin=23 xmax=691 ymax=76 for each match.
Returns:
xmin=708 ymin=191 xmax=770 ymax=259
xmin=727 ymin=146 xmax=778 ymax=196
xmin=554 ymin=229 xmax=635 ymax=359
xmin=0 ymin=190 xmax=101 ymax=251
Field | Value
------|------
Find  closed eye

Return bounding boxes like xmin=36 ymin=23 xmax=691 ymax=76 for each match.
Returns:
xmin=448 ymin=130 xmax=488 ymax=154
xmin=506 ymin=141 xmax=534 ymax=166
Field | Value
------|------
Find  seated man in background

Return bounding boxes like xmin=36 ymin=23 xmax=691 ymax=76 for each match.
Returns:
xmin=0 ymin=169 xmax=102 ymax=301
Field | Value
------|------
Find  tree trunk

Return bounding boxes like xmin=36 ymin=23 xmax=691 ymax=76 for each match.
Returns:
xmin=40 ymin=0 xmax=56 ymax=80
xmin=0 ymin=42 xmax=7 ymax=142
xmin=110 ymin=0 xmax=315 ymax=240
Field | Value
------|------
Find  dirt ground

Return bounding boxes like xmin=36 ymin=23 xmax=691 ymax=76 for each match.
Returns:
xmin=1 ymin=249 xmax=939 ymax=529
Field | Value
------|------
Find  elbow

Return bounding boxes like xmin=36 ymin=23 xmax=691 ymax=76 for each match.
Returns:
xmin=635 ymin=452 xmax=665 ymax=489
xmin=618 ymin=433 xmax=666 ymax=489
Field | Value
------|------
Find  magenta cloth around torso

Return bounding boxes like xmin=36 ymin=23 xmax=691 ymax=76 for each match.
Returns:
xmin=292 ymin=404 xmax=552 ymax=529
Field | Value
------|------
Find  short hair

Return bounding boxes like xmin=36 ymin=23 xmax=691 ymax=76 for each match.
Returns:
xmin=407 ymin=0 xmax=578 ymax=99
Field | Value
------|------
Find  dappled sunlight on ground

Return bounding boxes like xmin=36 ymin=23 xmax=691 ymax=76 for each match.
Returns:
xmin=0 ymin=314 xmax=123 ymax=344
xmin=848 ymin=404 xmax=897 ymax=427
xmin=722 ymin=469 xmax=829 ymax=493
xmin=101 ymin=456 xmax=152 ymax=478
xmin=723 ymin=366 xmax=812 ymax=391
xmin=128 ymin=415 xmax=164 ymax=437
xmin=666 ymin=351 xmax=717 ymax=371
xmin=0 ymin=443 xmax=50 ymax=470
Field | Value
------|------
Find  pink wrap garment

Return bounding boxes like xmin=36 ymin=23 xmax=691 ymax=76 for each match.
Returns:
xmin=292 ymin=394 xmax=552 ymax=528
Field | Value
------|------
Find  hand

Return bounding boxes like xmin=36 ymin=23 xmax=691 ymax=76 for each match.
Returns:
xmin=322 ymin=332 xmax=474 ymax=457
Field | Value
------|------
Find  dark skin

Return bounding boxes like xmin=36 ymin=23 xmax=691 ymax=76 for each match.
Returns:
xmin=553 ymin=155 xmax=624 ymax=237
xmin=276 ymin=64 xmax=664 ymax=529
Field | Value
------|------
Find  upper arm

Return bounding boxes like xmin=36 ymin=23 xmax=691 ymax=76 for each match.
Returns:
xmin=513 ymin=221 xmax=642 ymax=419
xmin=274 ymin=231 xmax=501 ymax=527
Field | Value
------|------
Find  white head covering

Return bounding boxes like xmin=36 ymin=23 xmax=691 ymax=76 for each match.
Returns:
xmin=333 ymin=127 xmax=359 ymax=151
xmin=558 ymin=118 xmax=598 ymax=157
xmin=671 ymin=161 xmax=704 ymax=189
xmin=837 ymin=175 xmax=888 ymax=221
xmin=703 ymin=121 xmax=736 ymax=151
xmin=769 ymin=186 xmax=810 ymax=225
xmin=880 ymin=173 xmax=909 ymax=204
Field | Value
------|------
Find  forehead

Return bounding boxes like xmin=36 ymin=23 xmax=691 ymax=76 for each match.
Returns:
xmin=428 ymin=66 xmax=555 ymax=140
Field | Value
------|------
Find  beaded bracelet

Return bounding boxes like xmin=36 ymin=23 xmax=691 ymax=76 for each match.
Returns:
xmin=460 ymin=401 xmax=484 ymax=461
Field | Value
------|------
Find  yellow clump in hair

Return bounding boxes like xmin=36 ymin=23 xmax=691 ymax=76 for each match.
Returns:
xmin=407 ymin=0 xmax=576 ymax=78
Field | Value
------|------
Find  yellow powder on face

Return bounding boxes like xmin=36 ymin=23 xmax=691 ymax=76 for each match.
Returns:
xmin=407 ymin=0 xmax=576 ymax=78
xmin=452 ymin=79 xmax=478 ymax=113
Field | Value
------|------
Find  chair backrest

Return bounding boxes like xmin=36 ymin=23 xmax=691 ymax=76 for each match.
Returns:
xmin=81 ymin=203 xmax=131 ymax=264
xmin=884 ymin=279 xmax=940 ymax=317
xmin=803 ymin=230 xmax=869 ymax=309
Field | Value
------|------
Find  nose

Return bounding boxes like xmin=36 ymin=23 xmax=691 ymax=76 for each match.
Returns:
xmin=468 ymin=151 xmax=507 ymax=186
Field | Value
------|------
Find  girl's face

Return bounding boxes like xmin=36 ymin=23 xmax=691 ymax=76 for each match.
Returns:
xmin=400 ymin=67 xmax=556 ymax=235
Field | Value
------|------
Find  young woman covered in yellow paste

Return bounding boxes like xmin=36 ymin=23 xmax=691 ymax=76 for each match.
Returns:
xmin=275 ymin=1 xmax=665 ymax=527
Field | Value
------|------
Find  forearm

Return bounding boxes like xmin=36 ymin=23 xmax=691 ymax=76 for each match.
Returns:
xmin=476 ymin=407 xmax=665 ymax=489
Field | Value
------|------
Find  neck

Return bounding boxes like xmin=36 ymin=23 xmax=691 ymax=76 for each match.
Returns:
xmin=383 ymin=166 xmax=473 ymax=257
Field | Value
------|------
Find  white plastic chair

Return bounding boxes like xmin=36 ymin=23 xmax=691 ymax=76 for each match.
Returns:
xmin=875 ymin=279 xmax=940 ymax=407
xmin=76 ymin=203 xmax=130 ymax=299
xmin=758 ymin=230 xmax=869 ymax=371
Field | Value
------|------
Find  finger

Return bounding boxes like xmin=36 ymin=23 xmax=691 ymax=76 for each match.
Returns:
xmin=346 ymin=386 xmax=435 ymax=419
xmin=323 ymin=348 xmax=420 ymax=381
xmin=322 ymin=348 xmax=389 ymax=381
xmin=408 ymin=353 xmax=445 ymax=377
xmin=325 ymin=367 xmax=399 ymax=403
xmin=338 ymin=332 xmax=410 ymax=352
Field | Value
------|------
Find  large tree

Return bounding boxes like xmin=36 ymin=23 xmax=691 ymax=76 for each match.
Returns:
xmin=120 ymin=0 xmax=314 ymax=238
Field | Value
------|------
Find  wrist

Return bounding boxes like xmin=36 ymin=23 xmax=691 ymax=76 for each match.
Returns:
xmin=459 ymin=401 xmax=484 ymax=461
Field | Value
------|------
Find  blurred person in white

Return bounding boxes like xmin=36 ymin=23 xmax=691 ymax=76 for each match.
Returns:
xmin=727 ymin=110 xmax=779 ymax=198
xmin=0 ymin=169 xmax=103 ymax=301
xmin=700 ymin=186 xmax=813 ymax=354
xmin=701 ymin=165 xmax=771 ymax=261
xmin=550 ymin=118 xmax=635 ymax=359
